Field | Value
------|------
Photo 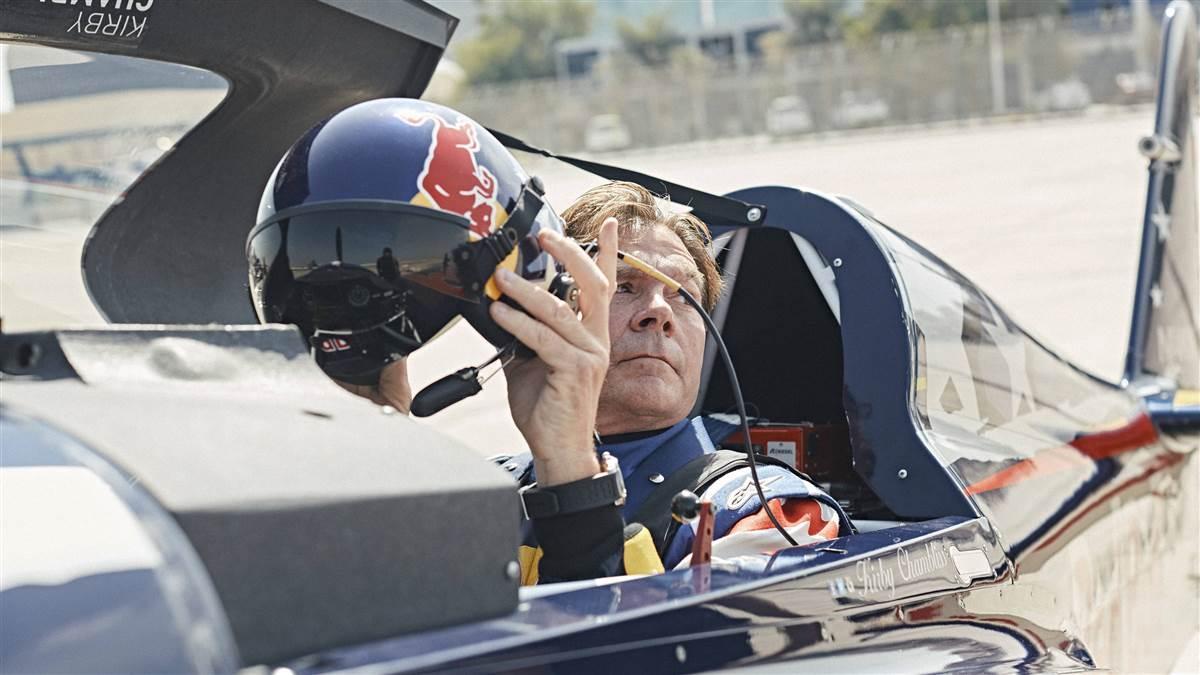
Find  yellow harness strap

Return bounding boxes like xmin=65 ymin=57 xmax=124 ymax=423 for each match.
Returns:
xmin=622 ymin=523 xmax=665 ymax=575
xmin=517 ymin=545 xmax=543 ymax=586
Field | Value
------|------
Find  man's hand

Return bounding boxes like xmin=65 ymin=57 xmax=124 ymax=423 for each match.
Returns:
xmin=491 ymin=218 xmax=619 ymax=486
xmin=335 ymin=359 xmax=412 ymax=414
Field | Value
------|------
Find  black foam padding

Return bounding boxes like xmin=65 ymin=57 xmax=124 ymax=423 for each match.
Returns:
xmin=1 ymin=327 xmax=519 ymax=666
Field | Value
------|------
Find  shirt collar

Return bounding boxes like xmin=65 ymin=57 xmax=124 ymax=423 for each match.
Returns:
xmin=598 ymin=418 xmax=693 ymax=478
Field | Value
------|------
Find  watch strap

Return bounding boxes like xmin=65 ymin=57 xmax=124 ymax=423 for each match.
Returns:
xmin=521 ymin=454 xmax=626 ymax=519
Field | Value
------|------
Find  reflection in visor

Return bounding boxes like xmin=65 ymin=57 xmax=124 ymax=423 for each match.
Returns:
xmin=246 ymin=204 xmax=474 ymax=349
xmin=245 ymin=196 xmax=562 ymax=383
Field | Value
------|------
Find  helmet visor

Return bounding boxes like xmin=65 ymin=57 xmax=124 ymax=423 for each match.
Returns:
xmin=247 ymin=202 xmax=474 ymax=333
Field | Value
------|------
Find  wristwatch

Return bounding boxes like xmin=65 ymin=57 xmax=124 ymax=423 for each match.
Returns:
xmin=520 ymin=452 xmax=626 ymax=519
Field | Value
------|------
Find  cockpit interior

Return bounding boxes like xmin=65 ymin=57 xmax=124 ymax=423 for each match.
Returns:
xmin=701 ymin=225 xmax=898 ymax=525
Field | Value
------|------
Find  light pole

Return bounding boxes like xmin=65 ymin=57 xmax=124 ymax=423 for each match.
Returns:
xmin=987 ymin=0 xmax=1007 ymax=114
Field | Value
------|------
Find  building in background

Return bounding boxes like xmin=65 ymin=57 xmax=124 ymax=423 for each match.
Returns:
xmin=555 ymin=0 xmax=786 ymax=79
xmin=447 ymin=0 xmax=1177 ymax=154
xmin=428 ymin=0 xmax=789 ymax=80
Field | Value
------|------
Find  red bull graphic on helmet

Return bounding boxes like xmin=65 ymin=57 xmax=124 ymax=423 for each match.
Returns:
xmin=399 ymin=111 xmax=502 ymax=239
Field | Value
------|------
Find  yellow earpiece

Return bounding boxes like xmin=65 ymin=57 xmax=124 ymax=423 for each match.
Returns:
xmin=616 ymin=250 xmax=682 ymax=292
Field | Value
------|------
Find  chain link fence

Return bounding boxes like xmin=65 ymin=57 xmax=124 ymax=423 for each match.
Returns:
xmin=453 ymin=10 xmax=1162 ymax=153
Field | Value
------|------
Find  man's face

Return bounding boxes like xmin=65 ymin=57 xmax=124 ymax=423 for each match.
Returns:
xmin=595 ymin=225 xmax=707 ymax=435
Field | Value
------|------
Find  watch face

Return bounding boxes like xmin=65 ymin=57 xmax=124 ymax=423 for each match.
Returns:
xmin=612 ymin=469 xmax=627 ymax=506
xmin=601 ymin=452 xmax=627 ymax=505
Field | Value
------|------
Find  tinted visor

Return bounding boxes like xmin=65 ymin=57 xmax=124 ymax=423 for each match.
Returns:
xmin=247 ymin=202 xmax=474 ymax=332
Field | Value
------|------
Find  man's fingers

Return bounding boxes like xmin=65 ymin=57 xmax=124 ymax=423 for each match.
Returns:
xmin=494 ymin=268 xmax=594 ymax=348
xmin=538 ymin=228 xmax=613 ymax=315
xmin=334 ymin=379 xmax=389 ymax=407
xmin=332 ymin=359 xmax=411 ymax=411
xmin=586 ymin=219 xmax=619 ymax=333
xmin=377 ymin=359 xmax=412 ymax=413
xmin=485 ymin=221 xmax=617 ymax=362
xmin=490 ymin=300 xmax=588 ymax=366
xmin=595 ymin=217 xmax=618 ymax=291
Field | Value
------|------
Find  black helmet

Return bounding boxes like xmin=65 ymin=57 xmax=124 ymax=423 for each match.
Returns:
xmin=247 ymin=99 xmax=565 ymax=384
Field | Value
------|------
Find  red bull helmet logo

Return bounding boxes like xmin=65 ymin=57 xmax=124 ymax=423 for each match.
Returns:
xmin=317 ymin=337 xmax=352 ymax=353
xmin=399 ymin=111 xmax=505 ymax=240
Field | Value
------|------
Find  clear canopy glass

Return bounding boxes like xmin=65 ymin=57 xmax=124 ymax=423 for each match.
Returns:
xmin=0 ymin=43 xmax=227 ymax=330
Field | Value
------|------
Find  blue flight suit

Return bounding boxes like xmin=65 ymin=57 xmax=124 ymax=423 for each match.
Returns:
xmin=499 ymin=416 xmax=851 ymax=584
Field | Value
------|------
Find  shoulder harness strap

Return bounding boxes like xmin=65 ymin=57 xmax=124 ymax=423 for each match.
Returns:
xmin=631 ymin=449 xmax=808 ymax=555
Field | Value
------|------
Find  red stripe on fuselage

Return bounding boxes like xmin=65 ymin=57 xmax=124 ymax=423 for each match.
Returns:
xmin=1028 ymin=449 xmax=1185 ymax=558
xmin=1066 ymin=412 xmax=1158 ymax=459
xmin=965 ymin=413 xmax=1158 ymax=495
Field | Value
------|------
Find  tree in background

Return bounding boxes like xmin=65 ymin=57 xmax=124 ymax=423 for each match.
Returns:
xmin=857 ymin=0 xmax=1070 ymax=38
xmin=780 ymin=0 xmax=847 ymax=46
xmin=616 ymin=10 xmax=684 ymax=67
xmin=457 ymin=0 xmax=593 ymax=84
xmin=780 ymin=0 xmax=1069 ymax=46
xmin=841 ymin=0 xmax=975 ymax=41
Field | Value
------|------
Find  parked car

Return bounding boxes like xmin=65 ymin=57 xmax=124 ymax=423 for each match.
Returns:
xmin=831 ymin=91 xmax=890 ymax=129
xmin=765 ymin=95 xmax=814 ymax=136
xmin=583 ymin=113 xmax=632 ymax=153
xmin=1034 ymin=79 xmax=1093 ymax=112
xmin=1116 ymin=70 xmax=1157 ymax=104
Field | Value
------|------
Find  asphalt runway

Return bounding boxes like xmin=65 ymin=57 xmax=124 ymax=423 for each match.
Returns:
xmin=0 ymin=109 xmax=1175 ymax=455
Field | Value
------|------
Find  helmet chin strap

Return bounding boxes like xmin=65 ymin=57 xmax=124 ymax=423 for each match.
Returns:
xmin=448 ymin=176 xmax=547 ymax=300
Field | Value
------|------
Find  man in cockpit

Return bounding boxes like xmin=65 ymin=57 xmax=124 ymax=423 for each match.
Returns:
xmin=359 ymin=181 xmax=849 ymax=582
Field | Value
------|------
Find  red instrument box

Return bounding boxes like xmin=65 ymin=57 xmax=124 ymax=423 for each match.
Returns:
xmin=725 ymin=424 xmax=811 ymax=472
xmin=725 ymin=422 xmax=848 ymax=482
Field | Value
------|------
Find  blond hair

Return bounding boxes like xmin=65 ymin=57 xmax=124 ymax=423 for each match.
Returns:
xmin=561 ymin=181 xmax=722 ymax=311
